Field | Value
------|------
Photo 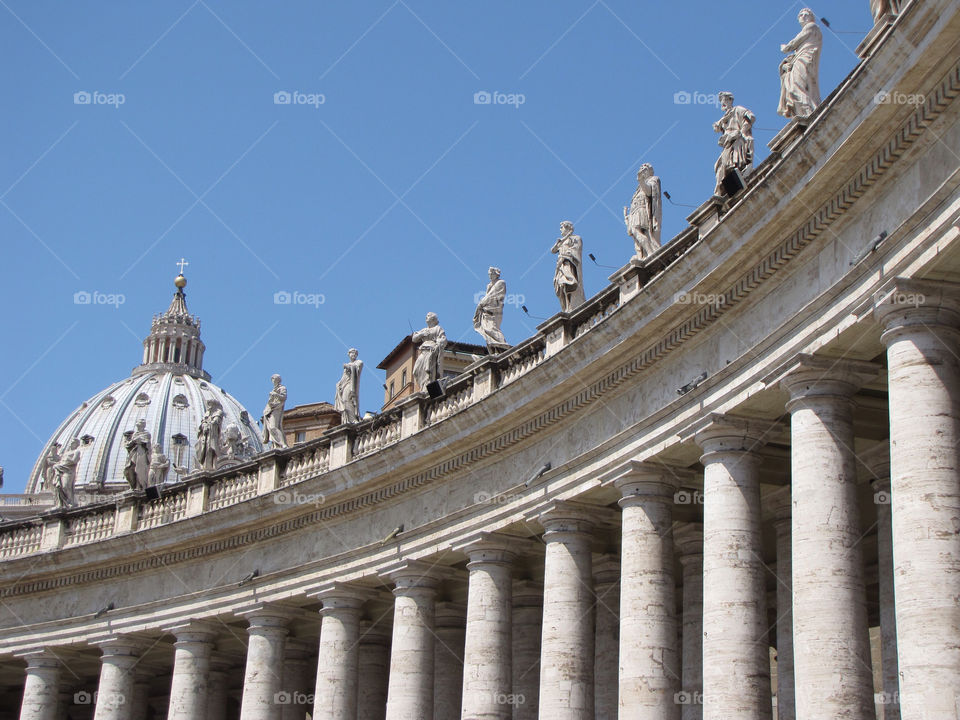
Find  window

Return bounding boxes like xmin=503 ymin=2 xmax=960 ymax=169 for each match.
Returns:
xmin=401 ymin=369 xmax=408 ymax=388
xmin=295 ymin=431 xmax=306 ymax=443
xmin=389 ymin=381 xmax=396 ymax=398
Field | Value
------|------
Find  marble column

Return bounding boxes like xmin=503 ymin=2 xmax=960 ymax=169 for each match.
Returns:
xmin=206 ymin=655 xmax=230 ymax=720
xmin=433 ymin=602 xmax=466 ymax=720
xmin=511 ymin=581 xmax=542 ymax=720
xmin=675 ymin=524 xmax=703 ymax=720
xmin=280 ymin=640 xmax=313 ymax=720
xmin=592 ymin=556 xmax=619 ymax=720
xmin=863 ymin=439 xmax=899 ymax=720
xmin=166 ymin=622 xmax=218 ymax=720
xmin=536 ymin=503 xmax=595 ymax=720
xmin=615 ymin=463 xmax=681 ymax=720
xmin=383 ymin=561 xmax=440 ymax=720
xmin=459 ymin=535 xmax=516 ymax=720
xmin=768 ymin=491 xmax=794 ymax=720
xmin=781 ymin=355 xmax=877 ymax=720
xmin=131 ymin=680 xmax=150 ymax=720
xmin=311 ymin=586 xmax=366 ymax=720
xmin=358 ymin=620 xmax=391 ymax=720
xmin=93 ymin=639 xmax=144 ymax=720
xmin=238 ymin=606 xmax=292 ymax=720
xmin=876 ymin=279 xmax=960 ymax=717
xmin=18 ymin=649 xmax=61 ymax=720
xmin=694 ymin=415 xmax=772 ymax=720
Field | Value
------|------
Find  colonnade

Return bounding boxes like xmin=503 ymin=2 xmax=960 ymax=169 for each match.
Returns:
xmin=12 ymin=280 xmax=960 ymax=720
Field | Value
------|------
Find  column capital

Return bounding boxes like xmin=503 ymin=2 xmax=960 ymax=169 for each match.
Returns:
xmin=163 ymin=619 xmax=221 ymax=643
xmin=511 ymin=579 xmax=543 ymax=608
xmin=674 ymin=523 xmax=703 ymax=561
xmin=434 ymin=601 xmax=467 ymax=629
xmin=306 ymin=582 xmax=371 ymax=611
xmin=612 ymin=460 xmax=686 ymax=504
xmin=688 ymin=412 xmax=773 ymax=457
xmin=526 ymin=499 xmax=597 ymax=535
xmin=359 ymin=619 xmax=393 ymax=645
xmin=15 ymin=647 xmax=62 ymax=669
xmin=873 ymin=277 xmax=960 ymax=338
xmin=92 ymin=636 xmax=149 ymax=665
xmin=775 ymin=354 xmax=880 ymax=407
xmin=378 ymin=559 xmax=443 ymax=593
xmin=858 ymin=440 xmax=890 ymax=482
xmin=593 ymin=554 xmax=620 ymax=586
xmin=453 ymin=531 xmax=520 ymax=565
xmin=235 ymin=602 xmax=298 ymax=629
xmin=765 ymin=486 xmax=792 ymax=527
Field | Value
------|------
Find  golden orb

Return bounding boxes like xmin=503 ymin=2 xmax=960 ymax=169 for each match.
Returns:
xmin=174 ymin=274 xmax=187 ymax=289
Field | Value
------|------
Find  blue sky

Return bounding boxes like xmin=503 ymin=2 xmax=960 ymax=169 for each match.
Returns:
xmin=0 ymin=1 xmax=873 ymax=492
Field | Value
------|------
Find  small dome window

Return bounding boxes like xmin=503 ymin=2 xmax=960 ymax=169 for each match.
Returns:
xmin=134 ymin=393 xmax=151 ymax=407
xmin=100 ymin=396 xmax=116 ymax=409
xmin=172 ymin=394 xmax=189 ymax=409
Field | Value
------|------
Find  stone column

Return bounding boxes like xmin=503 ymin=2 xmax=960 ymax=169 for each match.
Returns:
xmin=769 ymin=494 xmax=794 ymax=720
xmin=280 ymin=640 xmax=313 ymax=720
xmin=458 ymin=535 xmax=516 ymax=720
xmin=535 ymin=502 xmax=595 ymax=720
xmin=675 ymin=524 xmax=703 ymax=720
xmin=310 ymin=586 xmax=366 ymax=720
xmin=92 ymin=639 xmax=144 ymax=720
xmin=433 ymin=602 xmax=466 ymax=720
xmin=358 ymin=620 xmax=391 ymax=720
xmin=592 ymin=556 xmax=619 ymax=720
xmin=206 ymin=657 xmax=230 ymax=720
xmin=131 ymin=680 xmax=150 ymax=720
xmin=781 ymin=356 xmax=878 ymax=720
xmin=694 ymin=415 xmax=772 ymax=720
xmin=238 ymin=606 xmax=292 ymax=720
xmin=18 ymin=649 xmax=61 ymax=720
xmin=876 ymin=279 xmax=960 ymax=717
xmin=166 ymin=622 xmax=218 ymax=720
xmin=383 ymin=561 xmax=440 ymax=720
xmin=615 ymin=462 xmax=681 ymax=720
xmin=511 ymin=581 xmax=542 ymax=720
xmin=863 ymin=439 xmax=899 ymax=720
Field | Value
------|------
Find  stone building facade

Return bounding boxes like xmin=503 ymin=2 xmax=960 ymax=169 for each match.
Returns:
xmin=1 ymin=2 xmax=959 ymax=719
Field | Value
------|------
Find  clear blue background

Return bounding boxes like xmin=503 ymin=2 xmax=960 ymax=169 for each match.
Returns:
xmin=0 ymin=1 xmax=873 ymax=492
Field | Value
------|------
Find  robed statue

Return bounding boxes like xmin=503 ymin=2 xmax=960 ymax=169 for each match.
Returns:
xmin=123 ymin=419 xmax=152 ymax=491
xmin=713 ymin=92 xmax=756 ymax=196
xmin=335 ymin=348 xmax=363 ymax=423
xmin=197 ymin=399 xmax=224 ymax=470
xmin=778 ymin=9 xmax=822 ymax=119
xmin=262 ymin=374 xmax=288 ymax=448
xmin=624 ymin=163 xmax=662 ymax=260
xmin=412 ymin=313 xmax=447 ymax=391
xmin=52 ymin=439 xmax=82 ymax=508
xmin=474 ymin=267 xmax=510 ymax=352
xmin=552 ymin=221 xmax=586 ymax=312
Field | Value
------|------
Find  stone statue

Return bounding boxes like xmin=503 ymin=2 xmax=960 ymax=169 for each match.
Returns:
xmin=196 ymin=399 xmax=224 ymax=470
xmin=412 ymin=313 xmax=447 ymax=390
xmin=262 ymin=374 xmax=288 ymax=449
xmin=52 ymin=439 xmax=81 ymax=508
xmin=42 ymin=443 xmax=61 ymax=492
xmin=552 ymin=221 xmax=587 ymax=312
xmin=624 ymin=164 xmax=663 ymax=260
xmin=219 ymin=423 xmax=252 ymax=465
xmin=473 ymin=267 xmax=510 ymax=352
xmin=335 ymin=348 xmax=363 ymax=423
xmin=148 ymin=444 xmax=170 ymax=486
xmin=871 ymin=0 xmax=900 ymax=22
xmin=713 ymin=92 xmax=756 ymax=197
xmin=778 ymin=9 xmax=822 ymax=119
xmin=123 ymin=419 xmax=152 ymax=491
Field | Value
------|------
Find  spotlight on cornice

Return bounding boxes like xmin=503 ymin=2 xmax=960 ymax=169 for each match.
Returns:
xmin=664 ymin=191 xmax=697 ymax=209
xmin=380 ymin=525 xmax=404 ymax=546
xmin=94 ymin=602 xmax=115 ymax=619
xmin=850 ymin=231 xmax=888 ymax=266
xmin=238 ymin=569 xmax=260 ymax=587
xmin=677 ymin=372 xmax=708 ymax=396
xmin=524 ymin=462 xmax=552 ymax=487
xmin=588 ymin=254 xmax=617 ymax=269
xmin=521 ymin=305 xmax=547 ymax=320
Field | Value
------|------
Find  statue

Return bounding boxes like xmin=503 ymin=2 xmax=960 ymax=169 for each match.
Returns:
xmin=196 ymin=399 xmax=224 ymax=470
xmin=335 ymin=348 xmax=363 ymax=423
xmin=41 ymin=443 xmax=61 ymax=492
xmin=713 ymin=92 xmax=756 ymax=197
xmin=778 ymin=9 xmax=822 ymax=119
xmin=262 ymin=374 xmax=288 ymax=449
xmin=552 ymin=221 xmax=586 ymax=312
xmin=412 ymin=313 xmax=447 ymax=391
xmin=624 ymin=164 xmax=663 ymax=260
xmin=123 ymin=419 xmax=152 ymax=491
xmin=52 ymin=439 xmax=81 ymax=508
xmin=148 ymin=444 xmax=170 ymax=486
xmin=871 ymin=0 xmax=900 ymax=22
xmin=219 ymin=423 xmax=252 ymax=465
xmin=473 ymin=267 xmax=510 ymax=352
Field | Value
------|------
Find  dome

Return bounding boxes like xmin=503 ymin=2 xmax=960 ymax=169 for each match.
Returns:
xmin=26 ymin=274 xmax=263 ymax=497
